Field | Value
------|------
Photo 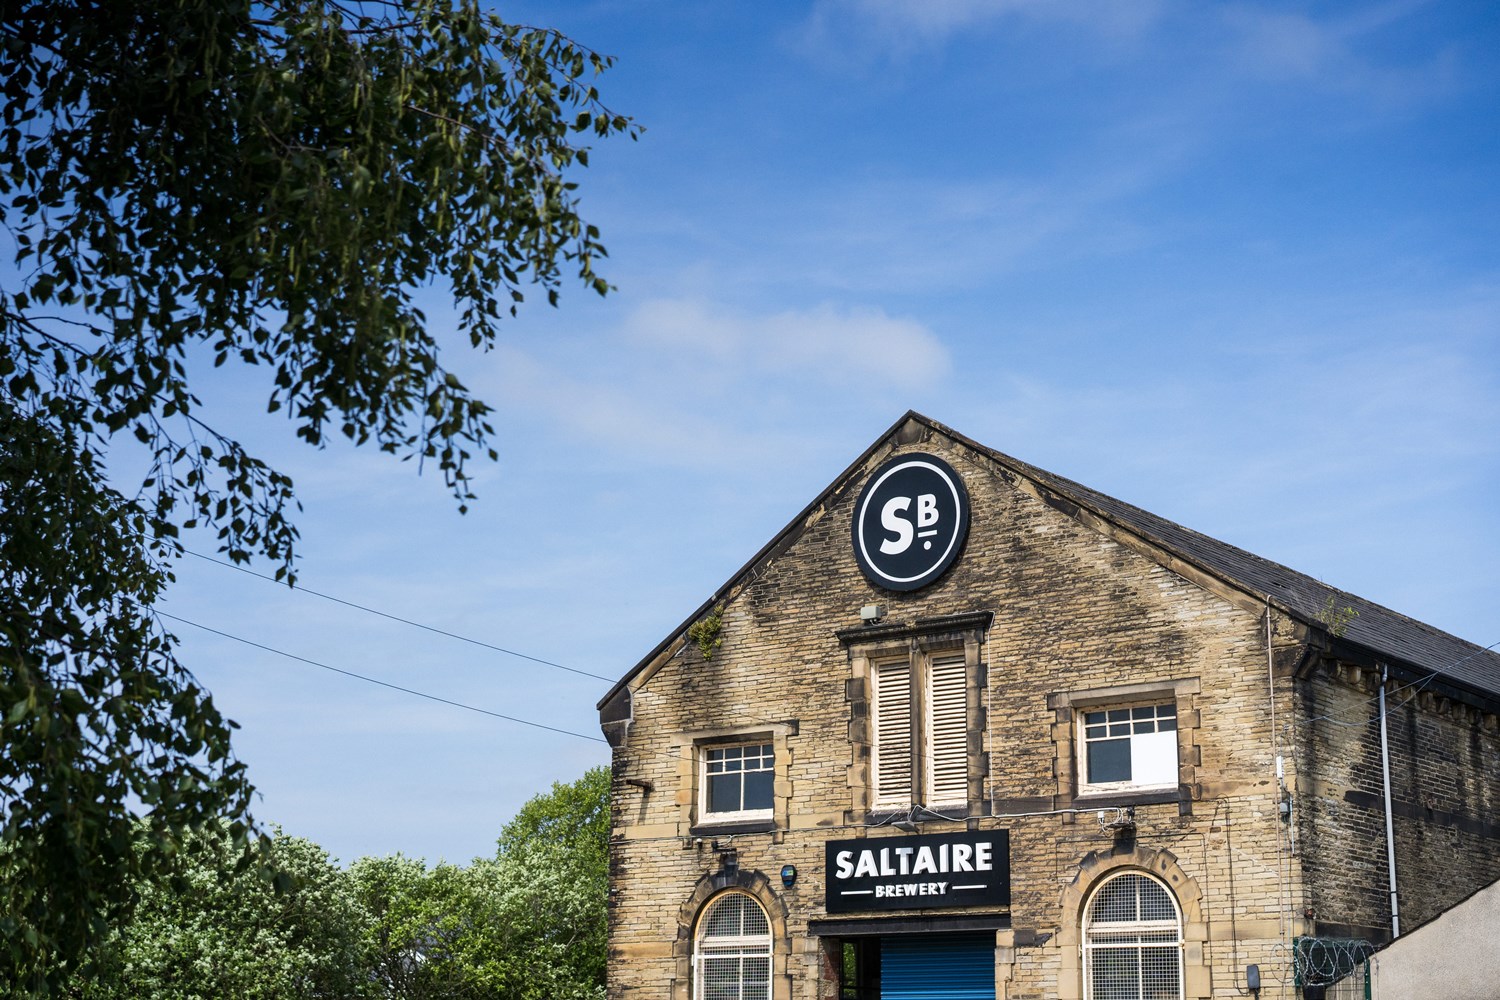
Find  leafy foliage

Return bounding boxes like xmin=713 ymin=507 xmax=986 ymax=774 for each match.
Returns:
xmin=492 ymin=766 xmax=610 ymax=996
xmin=346 ymin=854 xmax=444 ymax=999
xmin=1316 ymin=593 xmax=1360 ymax=638
xmin=497 ymin=763 xmax=610 ymax=862
xmin=0 ymin=0 xmax=632 ymax=987
xmin=0 ymin=400 xmax=257 ymax=992
xmin=351 ymin=767 xmax=610 ymax=1000
xmin=68 ymin=828 xmax=366 ymax=1000
xmin=33 ymin=768 xmax=611 ymax=999
xmin=686 ymin=605 xmax=724 ymax=660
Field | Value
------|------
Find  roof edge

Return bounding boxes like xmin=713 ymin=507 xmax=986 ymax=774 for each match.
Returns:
xmin=595 ymin=410 xmax=937 ymax=711
xmin=598 ymin=412 xmax=1500 ymax=711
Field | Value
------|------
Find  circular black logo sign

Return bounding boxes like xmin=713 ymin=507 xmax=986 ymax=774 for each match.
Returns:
xmin=852 ymin=453 xmax=970 ymax=592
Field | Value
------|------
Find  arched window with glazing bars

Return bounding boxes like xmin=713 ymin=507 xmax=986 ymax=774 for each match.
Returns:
xmin=1082 ymin=871 xmax=1184 ymax=1000
xmin=695 ymin=891 xmax=772 ymax=1000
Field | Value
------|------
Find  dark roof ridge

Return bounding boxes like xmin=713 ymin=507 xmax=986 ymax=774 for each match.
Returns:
xmin=925 ymin=414 xmax=1500 ymax=699
xmin=600 ymin=412 xmax=1500 ymax=710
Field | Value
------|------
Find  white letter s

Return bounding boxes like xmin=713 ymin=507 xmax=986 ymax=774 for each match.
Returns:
xmin=879 ymin=497 xmax=914 ymax=554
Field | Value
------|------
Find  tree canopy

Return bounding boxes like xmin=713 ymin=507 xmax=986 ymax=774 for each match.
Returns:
xmin=0 ymin=0 xmax=633 ymax=988
xmin=44 ymin=768 xmax=611 ymax=1000
xmin=68 ymin=828 xmax=366 ymax=1000
xmin=351 ymin=766 xmax=611 ymax=999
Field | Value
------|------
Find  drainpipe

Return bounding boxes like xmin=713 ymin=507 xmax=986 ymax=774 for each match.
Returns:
xmin=1378 ymin=662 xmax=1401 ymax=938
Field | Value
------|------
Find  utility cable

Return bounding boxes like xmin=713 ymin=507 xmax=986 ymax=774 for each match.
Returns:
xmin=188 ymin=550 xmax=1498 ymax=733
xmin=183 ymin=548 xmax=838 ymax=744
xmin=178 ymin=551 xmax=1497 ymax=751
xmin=152 ymin=609 xmax=711 ymax=767
xmin=154 ymin=609 xmax=612 ymax=746
xmin=157 ymin=604 xmax=1500 ymax=851
xmin=183 ymin=549 xmax=612 ymax=682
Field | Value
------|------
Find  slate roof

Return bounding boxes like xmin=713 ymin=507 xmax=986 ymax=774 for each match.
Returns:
xmin=941 ymin=415 xmax=1500 ymax=702
xmin=602 ymin=412 xmax=1500 ymax=709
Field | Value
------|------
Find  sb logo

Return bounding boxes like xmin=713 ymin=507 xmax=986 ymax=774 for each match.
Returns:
xmin=853 ymin=454 xmax=970 ymax=592
xmin=878 ymin=493 xmax=941 ymax=555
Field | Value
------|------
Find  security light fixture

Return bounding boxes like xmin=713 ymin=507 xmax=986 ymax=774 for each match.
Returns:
xmin=859 ymin=604 xmax=886 ymax=623
xmin=892 ymin=804 xmax=921 ymax=832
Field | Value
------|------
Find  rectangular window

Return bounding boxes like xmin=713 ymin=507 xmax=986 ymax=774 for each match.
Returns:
xmin=1080 ymin=704 xmax=1177 ymax=791
xmin=872 ymin=652 xmax=968 ymax=810
xmin=702 ymin=743 xmax=775 ymax=820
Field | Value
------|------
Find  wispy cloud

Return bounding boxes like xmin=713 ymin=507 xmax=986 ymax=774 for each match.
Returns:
xmin=769 ymin=145 xmax=1190 ymax=294
xmin=1220 ymin=1 xmax=1460 ymax=106
xmin=801 ymin=0 xmax=1163 ymax=52
xmin=474 ymin=298 xmax=949 ymax=472
xmin=623 ymin=298 xmax=950 ymax=388
xmin=955 ymin=308 xmax=1500 ymax=567
xmin=798 ymin=0 xmax=1460 ymax=119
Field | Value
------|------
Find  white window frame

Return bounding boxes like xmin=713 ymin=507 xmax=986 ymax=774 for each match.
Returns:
xmin=872 ymin=649 xmax=969 ymax=811
xmin=695 ymin=891 xmax=772 ymax=1000
xmin=1076 ymin=702 xmax=1179 ymax=796
xmin=699 ymin=741 xmax=775 ymax=823
xmin=1082 ymin=871 xmax=1184 ymax=1000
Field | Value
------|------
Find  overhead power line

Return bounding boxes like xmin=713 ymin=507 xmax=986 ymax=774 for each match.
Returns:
xmin=182 ymin=549 xmax=808 ymax=746
xmin=179 ymin=551 xmax=1497 ymax=751
xmin=184 ymin=549 xmax=613 ymax=682
xmin=1292 ymin=639 xmax=1499 ymax=730
xmin=153 ymin=610 xmax=611 ymax=747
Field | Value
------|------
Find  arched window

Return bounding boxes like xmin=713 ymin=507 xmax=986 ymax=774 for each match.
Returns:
xmin=695 ymin=891 xmax=772 ymax=1000
xmin=1083 ymin=872 xmax=1183 ymax=1000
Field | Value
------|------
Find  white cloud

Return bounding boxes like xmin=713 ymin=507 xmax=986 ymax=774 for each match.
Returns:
xmin=459 ymin=298 xmax=949 ymax=474
xmin=948 ymin=313 xmax=1500 ymax=634
xmin=624 ymin=298 xmax=950 ymax=388
xmin=766 ymin=147 xmax=1188 ymax=295
xmin=1224 ymin=8 xmax=1332 ymax=80
xmin=485 ymin=344 xmax=740 ymax=469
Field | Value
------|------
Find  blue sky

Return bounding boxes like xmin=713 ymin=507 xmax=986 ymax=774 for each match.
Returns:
xmin=160 ymin=0 xmax=1499 ymax=864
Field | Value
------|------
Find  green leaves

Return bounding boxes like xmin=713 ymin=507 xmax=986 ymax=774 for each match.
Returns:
xmin=1 ymin=0 xmax=633 ymax=988
xmin=349 ymin=767 xmax=610 ymax=1000
xmin=45 ymin=771 xmax=610 ymax=999
xmin=0 ymin=404 xmax=256 ymax=994
xmin=63 ymin=828 xmax=366 ymax=1000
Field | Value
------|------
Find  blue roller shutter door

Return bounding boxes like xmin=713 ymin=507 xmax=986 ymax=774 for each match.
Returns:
xmin=880 ymin=933 xmax=995 ymax=1000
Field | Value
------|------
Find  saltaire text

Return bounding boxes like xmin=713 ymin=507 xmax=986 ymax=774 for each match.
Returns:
xmin=833 ymin=841 xmax=994 ymax=880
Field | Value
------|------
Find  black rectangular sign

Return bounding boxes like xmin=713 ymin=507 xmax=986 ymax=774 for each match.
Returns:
xmin=824 ymin=830 xmax=1010 ymax=914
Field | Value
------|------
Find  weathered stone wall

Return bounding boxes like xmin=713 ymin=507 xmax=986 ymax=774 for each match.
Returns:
xmin=1294 ymin=658 xmax=1500 ymax=942
xmin=606 ymin=426 xmax=1489 ymax=1000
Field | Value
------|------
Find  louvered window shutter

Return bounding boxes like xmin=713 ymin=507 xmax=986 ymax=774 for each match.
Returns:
xmin=926 ymin=654 xmax=968 ymax=807
xmin=873 ymin=660 xmax=912 ymax=808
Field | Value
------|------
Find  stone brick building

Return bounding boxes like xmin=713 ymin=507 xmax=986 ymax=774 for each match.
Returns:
xmin=597 ymin=413 xmax=1500 ymax=1000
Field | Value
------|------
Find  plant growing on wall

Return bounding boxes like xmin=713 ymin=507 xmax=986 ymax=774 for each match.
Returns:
xmin=687 ymin=607 xmax=724 ymax=660
xmin=1317 ymin=594 xmax=1360 ymax=638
